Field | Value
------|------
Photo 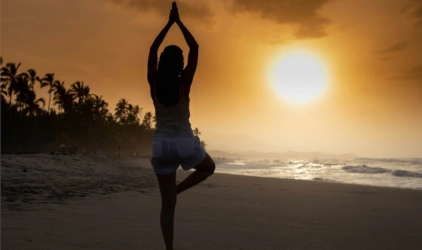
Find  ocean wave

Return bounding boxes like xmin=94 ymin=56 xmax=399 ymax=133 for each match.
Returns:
xmin=392 ymin=170 xmax=422 ymax=178
xmin=342 ymin=165 xmax=391 ymax=174
xmin=313 ymin=177 xmax=334 ymax=182
xmin=321 ymin=163 xmax=341 ymax=166
xmin=356 ymin=158 xmax=422 ymax=165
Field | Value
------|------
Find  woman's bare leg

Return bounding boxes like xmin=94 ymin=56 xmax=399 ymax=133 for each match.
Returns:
xmin=177 ymin=153 xmax=215 ymax=195
xmin=156 ymin=172 xmax=177 ymax=250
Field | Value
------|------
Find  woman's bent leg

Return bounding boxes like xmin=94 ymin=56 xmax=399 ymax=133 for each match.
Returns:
xmin=156 ymin=171 xmax=177 ymax=250
xmin=177 ymin=153 xmax=215 ymax=195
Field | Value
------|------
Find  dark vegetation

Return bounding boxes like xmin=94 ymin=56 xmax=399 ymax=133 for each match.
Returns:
xmin=0 ymin=56 xmax=205 ymax=155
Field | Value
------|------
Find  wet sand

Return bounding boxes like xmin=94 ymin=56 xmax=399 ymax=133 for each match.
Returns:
xmin=2 ymin=154 xmax=422 ymax=249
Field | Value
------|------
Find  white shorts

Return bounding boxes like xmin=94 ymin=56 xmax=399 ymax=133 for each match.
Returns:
xmin=151 ymin=136 xmax=206 ymax=175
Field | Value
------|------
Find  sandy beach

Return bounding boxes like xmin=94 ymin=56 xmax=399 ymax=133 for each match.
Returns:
xmin=2 ymin=154 xmax=422 ymax=250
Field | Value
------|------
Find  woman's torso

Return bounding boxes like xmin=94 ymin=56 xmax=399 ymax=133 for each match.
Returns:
xmin=151 ymin=78 xmax=193 ymax=137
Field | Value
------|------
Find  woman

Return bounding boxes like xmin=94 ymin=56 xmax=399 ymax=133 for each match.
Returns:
xmin=147 ymin=2 xmax=215 ymax=250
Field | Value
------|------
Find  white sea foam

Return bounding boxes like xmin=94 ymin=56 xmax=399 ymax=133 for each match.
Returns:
xmin=392 ymin=170 xmax=422 ymax=178
xmin=215 ymin=158 xmax=422 ymax=190
xmin=226 ymin=161 xmax=247 ymax=166
xmin=342 ymin=165 xmax=390 ymax=174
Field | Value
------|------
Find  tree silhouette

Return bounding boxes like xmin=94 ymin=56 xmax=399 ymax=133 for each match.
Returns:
xmin=115 ymin=98 xmax=129 ymax=124
xmin=127 ymin=104 xmax=142 ymax=126
xmin=25 ymin=69 xmax=38 ymax=90
xmin=142 ymin=112 xmax=154 ymax=130
xmin=53 ymin=81 xmax=75 ymax=114
xmin=38 ymin=73 xmax=56 ymax=112
xmin=1 ymin=62 xmax=24 ymax=104
xmin=1 ymin=86 xmax=7 ymax=105
xmin=14 ymin=74 xmax=31 ymax=112
xmin=1 ymin=80 xmax=8 ymax=106
xmin=52 ymin=80 xmax=65 ymax=114
xmin=193 ymin=127 xmax=201 ymax=137
xmin=200 ymin=140 xmax=207 ymax=150
xmin=0 ymin=58 xmax=207 ymax=155
xmin=16 ymin=85 xmax=45 ymax=117
xmin=92 ymin=94 xmax=109 ymax=119
xmin=70 ymin=81 xmax=90 ymax=106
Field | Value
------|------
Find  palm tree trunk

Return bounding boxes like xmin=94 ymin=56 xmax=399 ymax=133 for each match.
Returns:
xmin=48 ymin=87 xmax=52 ymax=112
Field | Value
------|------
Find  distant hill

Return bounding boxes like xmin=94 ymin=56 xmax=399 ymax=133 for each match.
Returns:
xmin=203 ymin=133 xmax=278 ymax=153
xmin=204 ymin=133 xmax=358 ymax=160
xmin=207 ymin=150 xmax=241 ymax=158
xmin=240 ymin=150 xmax=358 ymax=159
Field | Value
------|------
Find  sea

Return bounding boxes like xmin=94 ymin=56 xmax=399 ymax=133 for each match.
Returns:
xmin=215 ymin=157 xmax=422 ymax=190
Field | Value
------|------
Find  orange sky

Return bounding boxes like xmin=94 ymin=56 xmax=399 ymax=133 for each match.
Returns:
xmin=2 ymin=0 xmax=422 ymax=157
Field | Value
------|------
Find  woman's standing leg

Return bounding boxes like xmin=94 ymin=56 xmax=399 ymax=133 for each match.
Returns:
xmin=156 ymin=172 xmax=177 ymax=250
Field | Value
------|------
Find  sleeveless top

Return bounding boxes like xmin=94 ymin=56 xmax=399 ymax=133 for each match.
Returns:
xmin=151 ymin=79 xmax=194 ymax=137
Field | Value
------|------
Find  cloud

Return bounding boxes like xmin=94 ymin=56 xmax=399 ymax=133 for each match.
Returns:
xmin=107 ymin=0 xmax=213 ymax=23
xmin=401 ymin=0 xmax=422 ymax=26
xmin=392 ymin=66 xmax=422 ymax=81
xmin=378 ymin=41 xmax=409 ymax=54
xmin=107 ymin=0 xmax=334 ymax=38
xmin=224 ymin=0 xmax=333 ymax=39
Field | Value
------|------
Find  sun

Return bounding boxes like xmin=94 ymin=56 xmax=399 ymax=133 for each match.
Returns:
xmin=269 ymin=51 xmax=329 ymax=104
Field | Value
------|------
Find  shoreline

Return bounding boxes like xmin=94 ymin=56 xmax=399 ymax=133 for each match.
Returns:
xmin=2 ymin=152 xmax=422 ymax=249
xmin=2 ymin=154 xmax=422 ymax=212
xmin=213 ymin=171 xmax=422 ymax=191
xmin=3 ymin=170 xmax=422 ymax=249
xmin=1 ymin=152 xmax=422 ymax=191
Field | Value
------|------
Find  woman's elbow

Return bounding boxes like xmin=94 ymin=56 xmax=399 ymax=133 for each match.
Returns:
xmin=190 ymin=44 xmax=199 ymax=50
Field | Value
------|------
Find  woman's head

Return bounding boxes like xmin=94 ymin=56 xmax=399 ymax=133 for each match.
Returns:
xmin=155 ymin=45 xmax=184 ymax=106
xmin=158 ymin=45 xmax=184 ymax=75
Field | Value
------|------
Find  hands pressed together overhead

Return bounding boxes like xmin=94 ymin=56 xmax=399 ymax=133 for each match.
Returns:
xmin=169 ymin=1 xmax=181 ymax=24
xmin=148 ymin=0 xmax=198 ymax=85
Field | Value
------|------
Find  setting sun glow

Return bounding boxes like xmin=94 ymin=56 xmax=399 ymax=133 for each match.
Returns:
xmin=270 ymin=51 xmax=329 ymax=104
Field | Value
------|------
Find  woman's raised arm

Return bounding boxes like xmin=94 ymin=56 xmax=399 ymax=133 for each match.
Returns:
xmin=172 ymin=2 xmax=199 ymax=86
xmin=147 ymin=11 xmax=174 ymax=85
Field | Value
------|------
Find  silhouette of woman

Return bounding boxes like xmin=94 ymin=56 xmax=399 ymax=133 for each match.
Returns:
xmin=147 ymin=2 xmax=215 ymax=250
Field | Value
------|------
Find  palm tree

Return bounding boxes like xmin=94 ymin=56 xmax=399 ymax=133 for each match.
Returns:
xmin=38 ymin=73 xmax=56 ymax=112
xmin=1 ymin=84 xmax=7 ymax=105
xmin=79 ymin=96 xmax=95 ymax=121
xmin=1 ymin=62 xmax=24 ymax=104
xmin=127 ymin=104 xmax=142 ymax=125
xmin=142 ymin=112 xmax=154 ymax=130
xmin=53 ymin=81 xmax=75 ymax=114
xmin=30 ymin=96 xmax=46 ymax=116
xmin=70 ymin=81 xmax=90 ymax=106
xmin=26 ymin=69 xmax=37 ymax=90
xmin=0 ymin=57 xmax=3 ymax=101
xmin=200 ymin=140 xmax=207 ymax=150
xmin=105 ymin=113 xmax=114 ymax=123
xmin=1 ymin=59 xmax=7 ymax=103
xmin=16 ymin=86 xmax=45 ymax=116
xmin=193 ymin=127 xmax=201 ymax=137
xmin=62 ymin=90 xmax=75 ymax=114
xmin=192 ymin=127 xmax=206 ymax=149
xmin=92 ymin=94 xmax=109 ymax=119
xmin=14 ymin=74 xmax=31 ymax=111
xmin=115 ymin=98 xmax=129 ymax=124
xmin=52 ymin=80 xmax=65 ymax=114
